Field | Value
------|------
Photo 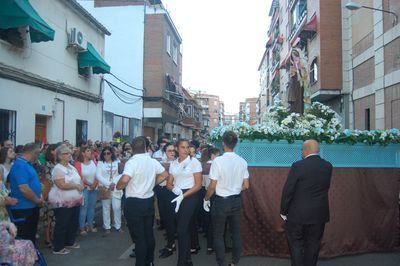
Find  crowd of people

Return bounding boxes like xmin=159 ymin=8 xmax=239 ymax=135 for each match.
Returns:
xmin=0 ymin=132 xmax=251 ymax=266
xmin=0 ymin=132 xmax=332 ymax=266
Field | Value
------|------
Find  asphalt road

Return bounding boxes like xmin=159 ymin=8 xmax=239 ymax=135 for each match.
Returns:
xmin=38 ymin=208 xmax=400 ymax=266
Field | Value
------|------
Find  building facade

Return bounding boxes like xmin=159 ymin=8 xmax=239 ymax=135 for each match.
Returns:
xmin=194 ymin=93 xmax=224 ymax=132
xmin=259 ymin=0 xmax=344 ymax=123
xmin=342 ymin=0 xmax=400 ymax=130
xmin=240 ymin=98 xmax=258 ymax=125
xmin=0 ymin=0 xmax=110 ymax=145
xmin=80 ymin=0 xmax=146 ymax=142
xmin=142 ymin=3 xmax=202 ymax=141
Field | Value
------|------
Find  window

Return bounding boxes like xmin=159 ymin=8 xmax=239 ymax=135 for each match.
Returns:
xmin=172 ymin=43 xmax=178 ymax=64
xmin=310 ymin=58 xmax=318 ymax=84
xmin=0 ymin=109 xmax=16 ymax=145
xmin=122 ymin=117 xmax=130 ymax=136
xmin=0 ymin=28 xmax=24 ymax=48
xmin=365 ymin=109 xmax=371 ymax=130
xmin=166 ymin=34 xmax=171 ymax=55
xmin=290 ymin=0 xmax=307 ymax=34
xmin=76 ymin=120 xmax=88 ymax=145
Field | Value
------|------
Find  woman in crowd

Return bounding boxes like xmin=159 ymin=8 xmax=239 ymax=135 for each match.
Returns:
xmin=0 ymin=146 xmax=16 ymax=185
xmin=96 ymin=147 xmax=123 ymax=233
xmin=41 ymin=143 xmax=59 ymax=248
xmin=200 ymin=146 xmax=221 ymax=255
xmin=48 ymin=144 xmax=84 ymax=255
xmin=167 ymin=139 xmax=202 ymax=266
xmin=74 ymin=147 xmax=98 ymax=236
xmin=158 ymin=142 xmax=178 ymax=259
xmin=121 ymin=142 xmax=133 ymax=160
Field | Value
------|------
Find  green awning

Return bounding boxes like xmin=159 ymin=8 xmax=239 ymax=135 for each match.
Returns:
xmin=0 ymin=0 xmax=55 ymax=43
xmin=78 ymin=42 xmax=111 ymax=74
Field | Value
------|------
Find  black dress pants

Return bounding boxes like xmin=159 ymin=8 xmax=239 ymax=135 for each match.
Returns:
xmin=176 ymin=191 xmax=199 ymax=266
xmin=53 ymin=206 xmax=80 ymax=252
xmin=211 ymin=196 xmax=242 ymax=266
xmin=158 ymin=186 xmax=177 ymax=248
xmin=125 ymin=197 xmax=155 ymax=266
xmin=285 ymin=221 xmax=326 ymax=266
xmin=11 ymin=207 xmax=40 ymax=245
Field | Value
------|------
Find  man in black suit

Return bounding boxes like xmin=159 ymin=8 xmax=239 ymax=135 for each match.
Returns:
xmin=280 ymin=139 xmax=332 ymax=266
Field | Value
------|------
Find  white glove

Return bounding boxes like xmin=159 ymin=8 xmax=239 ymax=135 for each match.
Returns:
xmin=280 ymin=214 xmax=287 ymax=221
xmin=203 ymin=199 xmax=211 ymax=212
xmin=171 ymin=193 xmax=184 ymax=213
xmin=172 ymin=187 xmax=183 ymax=196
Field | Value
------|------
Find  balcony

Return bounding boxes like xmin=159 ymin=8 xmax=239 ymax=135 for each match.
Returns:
xmin=289 ymin=0 xmax=307 ymax=42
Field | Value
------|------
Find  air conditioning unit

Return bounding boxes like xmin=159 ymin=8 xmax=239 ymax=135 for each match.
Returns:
xmin=69 ymin=28 xmax=86 ymax=50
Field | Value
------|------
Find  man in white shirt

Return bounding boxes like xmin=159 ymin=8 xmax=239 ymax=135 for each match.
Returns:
xmin=204 ymin=131 xmax=250 ymax=266
xmin=117 ymin=136 xmax=169 ymax=266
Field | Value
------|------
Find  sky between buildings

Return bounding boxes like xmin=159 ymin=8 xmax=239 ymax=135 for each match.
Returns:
xmin=163 ymin=0 xmax=272 ymax=113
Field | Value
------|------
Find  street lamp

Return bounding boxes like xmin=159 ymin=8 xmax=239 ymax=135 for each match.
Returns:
xmin=345 ymin=1 xmax=398 ymax=26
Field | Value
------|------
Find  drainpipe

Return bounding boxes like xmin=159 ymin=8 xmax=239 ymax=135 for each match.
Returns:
xmin=54 ymin=98 xmax=65 ymax=141
xmin=100 ymin=78 xmax=105 ymax=141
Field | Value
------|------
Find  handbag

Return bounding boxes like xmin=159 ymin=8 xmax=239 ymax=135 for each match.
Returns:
xmin=98 ymin=162 xmax=113 ymax=200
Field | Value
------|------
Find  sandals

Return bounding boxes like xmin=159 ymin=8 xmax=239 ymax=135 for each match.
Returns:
xmin=53 ymin=248 xmax=70 ymax=255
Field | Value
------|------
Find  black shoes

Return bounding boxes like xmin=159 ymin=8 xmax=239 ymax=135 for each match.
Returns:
xmin=206 ymin=248 xmax=214 ymax=255
xmin=190 ymin=246 xmax=201 ymax=254
xmin=159 ymin=248 xmax=174 ymax=259
xmin=129 ymin=249 xmax=136 ymax=258
xmin=186 ymin=261 xmax=193 ymax=266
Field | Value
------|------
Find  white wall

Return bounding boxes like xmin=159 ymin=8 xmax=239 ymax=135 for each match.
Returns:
xmin=0 ymin=0 xmax=107 ymax=145
xmin=0 ymin=78 xmax=102 ymax=145
xmin=0 ymin=0 xmax=106 ymax=94
xmin=79 ymin=1 xmax=144 ymax=120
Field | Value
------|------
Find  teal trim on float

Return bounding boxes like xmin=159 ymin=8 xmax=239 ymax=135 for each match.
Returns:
xmin=214 ymin=140 xmax=400 ymax=168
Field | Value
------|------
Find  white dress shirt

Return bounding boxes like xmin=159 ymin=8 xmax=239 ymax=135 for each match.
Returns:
xmin=122 ymin=153 xmax=165 ymax=199
xmin=209 ymin=152 xmax=249 ymax=197
xmin=169 ymin=156 xmax=202 ymax=190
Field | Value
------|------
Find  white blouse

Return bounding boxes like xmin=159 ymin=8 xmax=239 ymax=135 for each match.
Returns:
xmin=169 ymin=156 xmax=202 ymax=190
xmin=49 ymin=163 xmax=83 ymax=208
xmin=96 ymin=160 xmax=123 ymax=199
xmin=81 ymin=160 xmax=97 ymax=185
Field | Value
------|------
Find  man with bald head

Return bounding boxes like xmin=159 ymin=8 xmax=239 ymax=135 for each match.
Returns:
xmin=280 ymin=139 xmax=332 ymax=266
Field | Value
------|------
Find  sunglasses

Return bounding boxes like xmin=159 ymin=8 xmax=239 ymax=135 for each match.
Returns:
xmin=103 ymin=152 xmax=111 ymax=155
xmin=166 ymin=149 xmax=175 ymax=152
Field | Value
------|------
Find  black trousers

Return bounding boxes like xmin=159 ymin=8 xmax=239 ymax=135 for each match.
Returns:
xmin=211 ymin=196 xmax=241 ymax=266
xmin=176 ymin=191 xmax=199 ymax=266
xmin=158 ymin=186 xmax=177 ymax=248
xmin=285 ymin=221 xmax=326 ymax=266
xmin=125 ymin=197 xmax=155 ymax=266
xmin=53 ymin=206 xmax=80 ymax=252
xmin=11 ymin=207 xmax=40 ymax=245
xmin=190 ymin=192 xmax=200 ymax=250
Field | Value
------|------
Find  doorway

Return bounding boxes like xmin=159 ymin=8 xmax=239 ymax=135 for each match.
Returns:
xmin=35 ymin=115 xmax=48 ymax=143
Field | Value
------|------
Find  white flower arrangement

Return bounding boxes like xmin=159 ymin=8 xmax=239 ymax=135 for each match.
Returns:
xmin=210 ymin=102 xmax=400 ymax=145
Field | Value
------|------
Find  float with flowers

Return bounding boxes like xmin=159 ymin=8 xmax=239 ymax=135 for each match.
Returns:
xmin=209 ymin=102 xmax=400 ymax=258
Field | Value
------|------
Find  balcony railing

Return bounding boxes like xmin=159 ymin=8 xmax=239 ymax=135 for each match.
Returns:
xmin=289 ymin=9 xmax=307 ymax=42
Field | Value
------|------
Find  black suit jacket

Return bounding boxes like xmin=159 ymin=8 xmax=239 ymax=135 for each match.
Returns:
xmin=280 ymin=155 xmax=332 ymax=224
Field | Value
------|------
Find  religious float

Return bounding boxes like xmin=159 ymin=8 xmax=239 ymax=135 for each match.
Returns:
xmin=210 ymin=100 xmax=400 ymax=257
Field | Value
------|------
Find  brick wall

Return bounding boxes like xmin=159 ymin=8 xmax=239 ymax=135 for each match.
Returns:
xmin=384 ymin=37 xmax=400 ymax=75
xmin=354 ymin=94 xmax=376 ymax=130
xmin=384 ymin=83 xmax=400 ymax=128
xmin=353 ymin=57 xmax=375 ymax=90
xmin=318 ymin=0 xmax=342 ymax=91
xmin=144 ymin=14 xmax=164 ymax=97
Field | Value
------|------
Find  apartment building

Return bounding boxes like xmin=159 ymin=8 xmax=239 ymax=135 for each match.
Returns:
xmin=259 ymin=0 xmax=343 ymax=122
xmin=194 ymin=93 xmax=224 ymax=131
xmin=342 ymin=0 xmax=400 ymax=130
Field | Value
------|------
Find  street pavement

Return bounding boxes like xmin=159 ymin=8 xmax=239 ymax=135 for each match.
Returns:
xmin=39 ymin=209 xmax=400 ymax=266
